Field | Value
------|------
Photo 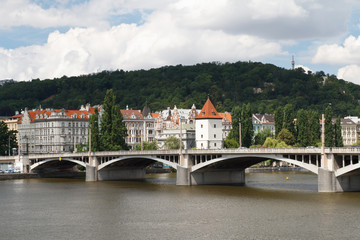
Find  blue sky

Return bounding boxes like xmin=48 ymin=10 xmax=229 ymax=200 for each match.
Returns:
xmin=1 ymin=0 xmax=360 ymax=84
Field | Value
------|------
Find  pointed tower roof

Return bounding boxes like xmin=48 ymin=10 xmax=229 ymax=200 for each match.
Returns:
xmin=142 ymin=100 xmax=151 ymax=117
xmin=195 ymin=98 xmax=222 ymax=119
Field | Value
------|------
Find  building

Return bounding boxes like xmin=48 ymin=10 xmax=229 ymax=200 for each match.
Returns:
xmin=18 ymin=107 xmax=93 ymax=154
xmin=341 ymin=117 xmax=357 ymax=146
xmin=252 ymin=114 xmax=275 ymax=135
xmin=157 ymin=124 xmax=196 ymax=150
xmin=195 ymin=99 xmax=223 ymax=149
xmin=219 ymin=112 xmax=232 ymax=139
xmin=121 ymin=105 xmax=156 ymax=149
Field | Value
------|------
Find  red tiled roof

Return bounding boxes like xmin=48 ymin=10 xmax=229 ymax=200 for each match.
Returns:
xmin=23 ymin=109 xmax=91 ymax=123
xmin=152 ymin=113 xmax=159 ymax=118
xmin=218 ymin=112 xmax=232 ymax=123
xmin=195 ymin=99 xmax=222 ymax=119
xmin=120 ymin=109 xmax=144 ymax=119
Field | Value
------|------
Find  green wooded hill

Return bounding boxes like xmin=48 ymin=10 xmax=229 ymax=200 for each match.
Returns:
xmin=1 ymin=61 xmax=360 ymax=116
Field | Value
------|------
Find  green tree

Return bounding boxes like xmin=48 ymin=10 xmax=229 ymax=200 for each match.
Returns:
xmin=100 ymin=89 xmax=128 ymax=150
xmin=224 ymin=138 xmax=240 ymax=148
xmin=134 ymin=141 xmax=158 ymax=150
xmin=254 ymin=128 xmax=273 ymax=146
xmin=88 ymin=108 xmax=100 ymax=151
xmin=276 ymin=128 xmax=296 ymax=146
xmin=283 ymin=104 xmax=296 ymax=137
xmin=274 ymin=106 xmax=283 ymax=138
xmin=0 ymin=121 xmax=18 ymax=156
xmin=241 ymin=103 xmax=254 ymax=147
xmin=296 ymin=109 xmax=309 ymax=147
xmin=227 ymin=106 xmax=241 ymax=144
xmin=163 ymin=136 xmax=180 ymax=150
xmin=110 ymin=105 xmax=128 ymax=150
xmin=334 ymin=117 xmax=343 ymax=147
xmin=309 ymin=110 xmax=320 ymax=146
xmin=325 ymin=105 xmax=334 ymax=147
xmin=76 ymin=143 xmax=87 ymax=152
xmin=263 ymin=137 xmax=289 ymax=148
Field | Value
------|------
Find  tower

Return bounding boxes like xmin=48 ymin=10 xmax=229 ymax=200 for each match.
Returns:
xmin=195 ymin=98 xmax=223 ymax=149
xmin=291 ymin=55 xmax=295 ymax=70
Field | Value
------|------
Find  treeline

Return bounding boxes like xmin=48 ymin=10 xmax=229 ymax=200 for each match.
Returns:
xmin=226 ymin=104 xmax=343 ymax=148
xmin=1 ymin=61 xmax=360 ymax=117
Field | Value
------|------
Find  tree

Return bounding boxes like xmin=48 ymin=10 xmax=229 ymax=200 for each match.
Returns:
xmin=100 ymin=89 xmax=128 ymax=150
xmin=163 ymin=136 xmax=180 ymax=150
xmin=254 ymin=128 xmax=273 ymax=146
xmin=283 ymin=104 xmax=296 ymax=137
xmin=296 ymin=109 xmax=309 ymax=147
xmin=224 ymin=138 xmax=239 ymax=148
xmin=308 ymin=110 xmax=320 ymax=146
xmin=241 ymin=103 xmax=254 ymax=147
xmin=325 ymin=105 xmax=334 ymax=147
xmin=274 ymin=106 xmax=283 ymax=138
xmin=276 ymin=128 xmax=296 ymax=146
xmin=0 ymin=122 xmax=18 ymax=156
xmin=227 ymin=106 xmax=241 ymax=144
xmin=334 ymin=117 xmax=343 ymax=147
xmin=134 ymin=140 xmax=158 ymax=150
xmin=89 ymin=108 xmax=100 ymax=151
xmin=263 ymin=137 xmax=289 ymax=148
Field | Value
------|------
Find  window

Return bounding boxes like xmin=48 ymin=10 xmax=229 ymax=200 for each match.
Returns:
xmin=214 ymin=124 xmax=216 ymax=128
xmin=201 ymin=134 xmax=203 ymax=138
xmin=214 ymin=134 xmax=216 ymax=138
xmin=201 ymin=124 xmax=203 ymax=128
xmin=214 ymin=143 xmax=217 ymax=147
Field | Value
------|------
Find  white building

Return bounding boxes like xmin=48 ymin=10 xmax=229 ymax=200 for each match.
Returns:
xmin=18 ymin=107 xmax=92 ymax=154
xmin=157 ymin=124 xmax=196 ymax=150
xmin=195 ymin=99 xmax=223 ymax=149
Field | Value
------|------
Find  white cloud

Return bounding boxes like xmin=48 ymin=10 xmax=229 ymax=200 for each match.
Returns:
xmin=0 ymin=17 xmax=285 ymax=81
xmin=337 ymin=65 xmax=360 ymax=84
xmin=0 ymin=0 xmax=358 ymax=81
xmin=313 ymin=35 xmax=360 ymax=65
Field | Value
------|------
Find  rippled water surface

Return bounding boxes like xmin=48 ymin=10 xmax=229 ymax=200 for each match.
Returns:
xmin=1 ymin=172 xmax=360 ymax=240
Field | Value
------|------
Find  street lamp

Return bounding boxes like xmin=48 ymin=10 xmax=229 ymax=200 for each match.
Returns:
xmin=239 ymin=118 xmax=242 ymax=148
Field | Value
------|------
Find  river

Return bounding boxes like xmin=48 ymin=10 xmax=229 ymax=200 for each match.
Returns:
xmin=1 ymin=172 xmax=360 ymax=240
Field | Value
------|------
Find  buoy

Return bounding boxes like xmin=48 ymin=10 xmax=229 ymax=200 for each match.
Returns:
xmin=286 ymin=176 xmax=289 ymax=180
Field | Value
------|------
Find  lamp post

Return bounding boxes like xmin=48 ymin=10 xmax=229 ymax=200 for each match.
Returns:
xmin=239 ymin=118 xmax=242 ymax=148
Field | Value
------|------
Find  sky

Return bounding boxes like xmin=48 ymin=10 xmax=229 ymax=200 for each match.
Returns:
xmin=1 ymin=0 xmax=360 ymax=84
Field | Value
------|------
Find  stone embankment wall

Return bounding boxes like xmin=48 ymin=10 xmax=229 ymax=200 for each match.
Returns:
xmin=0 ymin=173 xmax=39 ymax=180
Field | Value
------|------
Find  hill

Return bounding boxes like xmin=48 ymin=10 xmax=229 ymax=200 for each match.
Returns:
xmin=1 ymin=61 xmax=360 ymax=116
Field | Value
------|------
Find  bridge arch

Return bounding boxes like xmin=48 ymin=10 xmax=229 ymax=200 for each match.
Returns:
xmin=98 ymin=156 xmax=179 ymax=170
xmin=30 ymin=158 xmax=87 ymax=171
xmin=191 ymin=154 xmax=319 ymax=174
xmin=335 ymin=162 xmax=360 ymax=177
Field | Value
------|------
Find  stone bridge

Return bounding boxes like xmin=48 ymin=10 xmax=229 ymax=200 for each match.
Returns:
xmin=2 ymin=147 xmax=360 ymax=192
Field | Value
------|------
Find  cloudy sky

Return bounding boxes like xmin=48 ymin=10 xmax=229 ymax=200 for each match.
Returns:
xmin=1 ymin=0 xmax=360 ymax=84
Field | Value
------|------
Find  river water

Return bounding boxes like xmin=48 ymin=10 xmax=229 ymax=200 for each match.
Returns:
xmin=1 ymin=172 xmax=360 ymax=240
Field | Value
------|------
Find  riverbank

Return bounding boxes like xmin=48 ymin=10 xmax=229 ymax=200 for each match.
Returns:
xmin=0 ymin=173 xmax=39 ymax=180
xmin=246 ymin=167 xmax=309 ymax=173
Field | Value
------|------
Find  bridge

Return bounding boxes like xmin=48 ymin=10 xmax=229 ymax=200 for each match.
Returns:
xmin=2 ymin=147 xmax=360 ymax=192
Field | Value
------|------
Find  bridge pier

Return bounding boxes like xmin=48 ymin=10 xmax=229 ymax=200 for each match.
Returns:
xmin=97 ymin=168 xmax=146 ymax=181
xmin=176 ymin=166 xmax=191 ymax=185
xmin=190 ymin=169 xmax=245 ymax=185
xmin=86 ymin=154 xmax=98 ymax=182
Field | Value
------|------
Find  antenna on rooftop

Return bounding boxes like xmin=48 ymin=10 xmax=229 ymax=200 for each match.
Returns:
xmin=291 ymin=55 xmax=295 ymax=70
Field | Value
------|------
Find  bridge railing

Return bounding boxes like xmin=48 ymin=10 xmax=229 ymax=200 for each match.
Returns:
xmin=0 ymin=156 xmax=16 ymax=162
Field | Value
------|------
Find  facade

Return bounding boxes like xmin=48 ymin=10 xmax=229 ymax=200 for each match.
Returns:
xmin=252 ymin=114 xmax=275 ymax=136
xmin=195 ymin=99 xmax=223 ymax=149
xmin=341 ymin=117 xmax=357 ymax=146
xmin=18 ymin=107 xmax=92 ymax=154
xmin=121 ymin=105 xmax=156 ymax=149
xmin=157 ymin=124 xmax=196 ymax=150
xmin=219 ymin=112 xmax=232 ymax=139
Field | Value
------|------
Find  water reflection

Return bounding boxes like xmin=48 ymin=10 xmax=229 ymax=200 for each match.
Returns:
xmin=0 ymin=172 xmax=360 ymax=240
